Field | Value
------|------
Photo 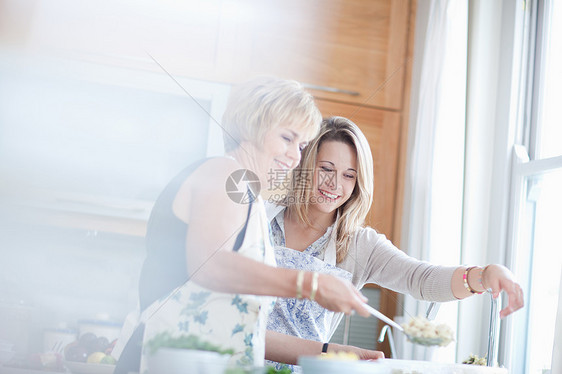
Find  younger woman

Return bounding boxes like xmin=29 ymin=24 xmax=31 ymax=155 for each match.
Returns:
xmin=265 ymin=116 xmax=524 ymax=367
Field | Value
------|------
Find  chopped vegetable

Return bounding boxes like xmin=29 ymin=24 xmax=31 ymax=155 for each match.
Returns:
xmin=401 ymin=316 xmax=454 ymax=347
xmin=462 ymin=354 xmax=487 ymax=365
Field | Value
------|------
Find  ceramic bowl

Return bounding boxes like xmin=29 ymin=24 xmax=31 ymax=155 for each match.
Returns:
xmin=298 ymin=356 xmax=388 ymax=374
xmin=147 ymin=348 xmax=231 ymax=374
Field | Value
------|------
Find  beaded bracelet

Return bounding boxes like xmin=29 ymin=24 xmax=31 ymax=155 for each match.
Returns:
xmin=310 ymin=272 xmax=319 ymax=301
xmin=296 ymin=270 xmax=305 ymax=299
xmin=463 ymin=266 xmax=484 ymax=294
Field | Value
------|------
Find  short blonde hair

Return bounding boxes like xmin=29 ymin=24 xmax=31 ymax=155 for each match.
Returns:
xmin=222 ymin=76 xmax=322 ymax=152
xmin=287 ymin=116 xmax=374 ymax=263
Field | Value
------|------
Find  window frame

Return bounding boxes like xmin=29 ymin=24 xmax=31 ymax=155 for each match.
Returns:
xmin=501 ymin=0 xmax=562 ymax=370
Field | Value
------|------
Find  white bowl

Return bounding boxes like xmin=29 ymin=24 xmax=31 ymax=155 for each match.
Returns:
xmin=64 ymin=361 xmax=115 ymax=374
xmin=147 ymin=348 xmax=231 ymax=374
xmin=298 ymin=356 xmax=388 ymax=374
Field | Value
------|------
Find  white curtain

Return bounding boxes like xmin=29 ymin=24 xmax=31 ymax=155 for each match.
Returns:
xmin=399 ymin=0 xmax=468 ymax=361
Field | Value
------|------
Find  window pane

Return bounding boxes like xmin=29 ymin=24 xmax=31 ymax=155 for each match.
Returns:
xmin=520 ymin=168 xmax=562 ymax=373
xmin=537 ymin=1 xmax=562 ymax=159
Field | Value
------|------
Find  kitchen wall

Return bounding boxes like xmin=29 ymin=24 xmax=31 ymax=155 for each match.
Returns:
xmin=0 ymin=220 xmax=144 ymax=352
xmin=0 ymin=57 xmax=230 ymax=352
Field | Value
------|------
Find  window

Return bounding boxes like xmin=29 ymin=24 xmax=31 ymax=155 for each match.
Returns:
xmin=505 ymin=1 xmax=562 ymax=373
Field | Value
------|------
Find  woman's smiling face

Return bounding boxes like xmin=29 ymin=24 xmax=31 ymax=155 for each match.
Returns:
xmin=262 ymin=125 xmax=310 ymax=173
xmin=310 ymin=140 xmax=358 ymax=215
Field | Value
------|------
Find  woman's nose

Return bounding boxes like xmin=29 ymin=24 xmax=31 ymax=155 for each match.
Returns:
xmin=321 ymin=171 xmax=337 ymax=189
xmin=287 ymin=143 xmax=301 ymax=166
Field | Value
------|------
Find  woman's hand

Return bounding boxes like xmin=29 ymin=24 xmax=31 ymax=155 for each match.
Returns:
xmin=265 ymin=331 xmax=383 ymax=365
xmin=482 ymin=264 xmax=524 ymax=318
xmin=313 ymin=274 xmax=371 ymax=317
xmin=327 ymin=343 xmax=385 ymax=360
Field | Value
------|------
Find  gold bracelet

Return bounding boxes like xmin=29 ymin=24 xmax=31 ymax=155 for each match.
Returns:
xmin=296 ymin=270 xmax=305 ymax=299
xmin=463 ymin=266 xmax=484 ymax=294
xmin=310 ymin=272 xmax=319 ymax=301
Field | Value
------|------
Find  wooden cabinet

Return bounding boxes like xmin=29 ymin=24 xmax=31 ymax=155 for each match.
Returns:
xmin=23 ymin=0 xmax=413 ymax=107
xmin=214 ymin=0 xmax=411 ymax=109
xmin=20 ymin=0 xmax=412 ymax=110
xmin=139 ymin=0 xmax=411 ymax=109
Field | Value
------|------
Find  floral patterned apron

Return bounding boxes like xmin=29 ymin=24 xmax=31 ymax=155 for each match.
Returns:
xmin=265 ymin=205 xmax=352 ymax=372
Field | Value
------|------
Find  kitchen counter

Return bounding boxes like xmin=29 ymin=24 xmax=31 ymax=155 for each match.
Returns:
xmin=298 ymin=357 xmax=509 ymax=374
xmin=0 ymin=367 xmax=68 ymax=374
xmin=378 ymin=359 xmax=508 ymax=373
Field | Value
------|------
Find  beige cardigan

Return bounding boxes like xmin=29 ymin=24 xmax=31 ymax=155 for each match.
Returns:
xmin=265 ymin=203 xmax=458 ymax=338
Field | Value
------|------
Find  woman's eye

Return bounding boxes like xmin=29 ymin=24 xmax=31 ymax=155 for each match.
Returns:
xmin=344 ymin=173 xmax=356 ymax=179
xmin=282 ymin=135 xmax=292 ymax=143
xmin=320 ymin=166 xmax=334 ymax=173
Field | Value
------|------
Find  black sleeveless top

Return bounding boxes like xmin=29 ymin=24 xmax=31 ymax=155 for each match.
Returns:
xmin=138 ymin=158 xmax=251 ymax=311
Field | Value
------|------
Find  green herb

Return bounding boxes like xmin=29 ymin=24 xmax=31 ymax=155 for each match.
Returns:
xmin=146 ymin=332 xmax=234 ymax=355
xmin=266 ymin=366 xmax=292 ymax=374
xmin=223 ymin=368 xmax=248 ymax=374
xmin=223 ymin=365 xmax=292 ymax=374
xmin=462 ymin=354 xmax=487 ymax=365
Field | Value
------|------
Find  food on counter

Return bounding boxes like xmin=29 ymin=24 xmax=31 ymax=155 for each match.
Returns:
xmin=401 ymin=316 xmax=454 ymax=347
xmin=318 ymin=351 xmax=359 ymax=361
xmin=146 ymin=332 xmax=234 ymax=355
xmin=223 ymin=367 xmax=291 ymax=374
xmin=64 ymin=343 xmax=88 ymax=362
xmin=64 ymin=332 xmax=117 ymax=364
xmin=462 ymin=354 xmax=487 ymax=365
xmin=86 ymin=351 xmax=107 ymax=364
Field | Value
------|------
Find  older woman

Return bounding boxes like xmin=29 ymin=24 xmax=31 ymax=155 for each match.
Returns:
xmin=114 ymin=79 xmax=372 ymax=373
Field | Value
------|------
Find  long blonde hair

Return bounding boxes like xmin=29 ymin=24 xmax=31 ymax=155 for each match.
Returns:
xmin=287 ymin=116 xmax=374 ymax=263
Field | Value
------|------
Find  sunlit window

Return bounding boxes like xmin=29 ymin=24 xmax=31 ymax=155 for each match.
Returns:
xmin=514 ymin=170 xmax=562 ymax=373
xmin=508 ymin=0 xmax=562 ymax=373
xmin=534 ymin=0 xmax=562 ymax=159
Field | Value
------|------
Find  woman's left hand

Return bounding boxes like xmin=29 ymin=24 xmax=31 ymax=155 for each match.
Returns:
xmin=327 ymin=343 xmax=384 ymax=360
xmin=482 ymin=264 xmax=524 ymax=318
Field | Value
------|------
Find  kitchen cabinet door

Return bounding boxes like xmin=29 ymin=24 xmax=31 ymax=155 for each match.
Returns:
xmin=215 ymin=0 xmax=412 ymax=109
xmin=13 ymin=0 xmax=412 ymax=110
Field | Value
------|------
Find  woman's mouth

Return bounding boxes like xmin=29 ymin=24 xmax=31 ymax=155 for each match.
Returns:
xmin=274 ymin=159 xmax=291 ymax=170
xmin=318 ymin=189 xmax=340 ymax=201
